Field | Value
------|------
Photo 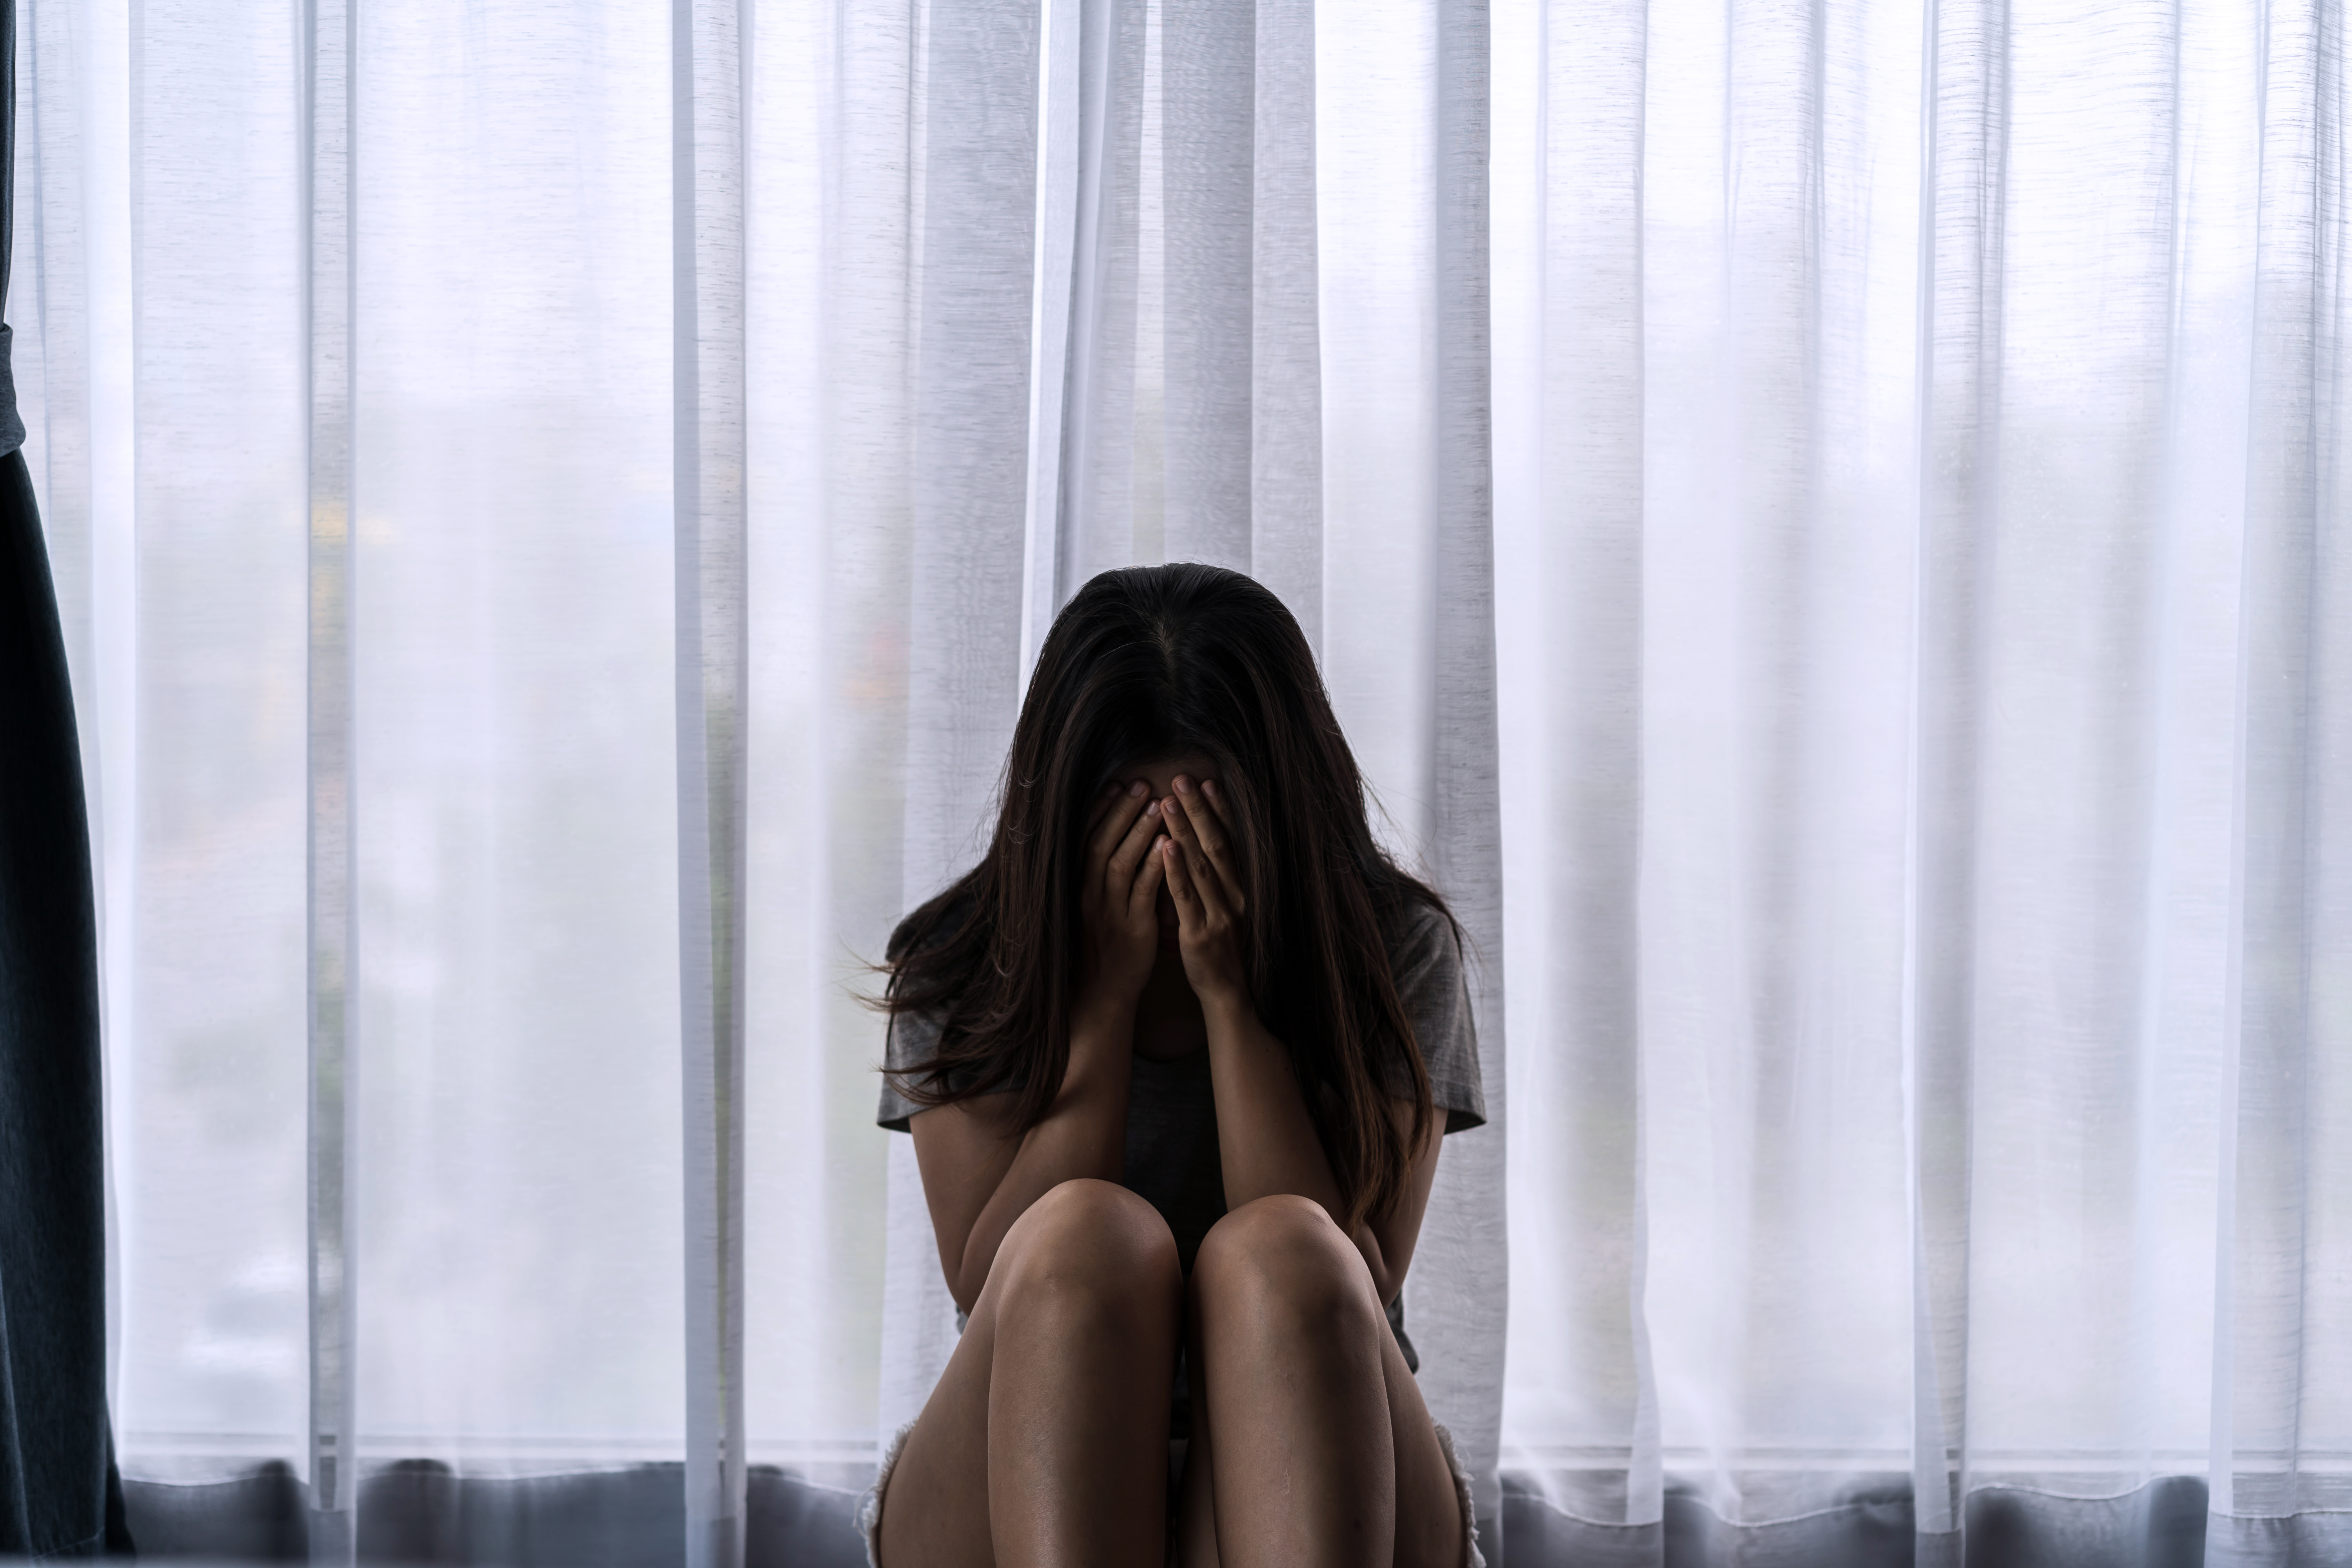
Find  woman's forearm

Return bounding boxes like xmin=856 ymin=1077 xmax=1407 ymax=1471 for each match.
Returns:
xmin=1199 ymin=997 xmax=1410 ymax=1296
xmin=1200 ymin=996 xmax=1349 ymax=1228
xmin=949 ymin=1002 xmax=1136 ymax=1308
xmin=1155 ymin=780 xmax=1390 ymax=1276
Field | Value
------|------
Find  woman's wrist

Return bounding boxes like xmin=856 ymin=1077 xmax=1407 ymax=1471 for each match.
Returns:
xmin=1063 ymin=993 xmax=1138 ymax=1082
xmin=1197 ymin=987 xmax=1258 ymax=1040
xmin=1070 ymin=985 xmax=1139 ymax=1036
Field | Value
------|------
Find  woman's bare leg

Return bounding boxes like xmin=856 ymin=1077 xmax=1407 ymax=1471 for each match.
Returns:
xmin=1172 ymin=1328 xmax=1220 ymax=1568
xmin=1183 ymin=1195 xmax=1466 ymax=1568
xmin=877 ymin=1178 xmax=1183 ymax=1568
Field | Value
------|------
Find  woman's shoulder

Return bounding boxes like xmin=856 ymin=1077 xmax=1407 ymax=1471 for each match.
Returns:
xmin=1379 ymin=887 xmax=1463 ymax=985
xmin=1376 ymin=886 xmax=1486 ymax=1131
xmin=879 ymin=887 xmax=980 ymax=1076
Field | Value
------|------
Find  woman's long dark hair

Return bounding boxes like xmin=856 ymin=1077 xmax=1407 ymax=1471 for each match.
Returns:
xmin=881 ymin=563 xmax=1448 ymax=1229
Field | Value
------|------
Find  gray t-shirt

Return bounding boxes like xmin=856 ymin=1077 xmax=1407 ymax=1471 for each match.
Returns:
xmin=876 ymin=897 xmax=1485 ymax=1388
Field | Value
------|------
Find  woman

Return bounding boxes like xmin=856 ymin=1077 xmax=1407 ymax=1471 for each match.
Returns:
xmin=864 ymin=564 xmax=1486 ymax=1568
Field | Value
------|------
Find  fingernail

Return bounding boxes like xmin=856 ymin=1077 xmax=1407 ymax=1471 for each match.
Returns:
xmin=1145 ymin=800 xmax=1160 ymax=818
xmin=1174 ymin=775 xmax=1193 ymax=793
xmin=1201 ymin=779 xmax=1217 ymax=797
xmin=1129 ymin=780 xmax=1147 ymax=797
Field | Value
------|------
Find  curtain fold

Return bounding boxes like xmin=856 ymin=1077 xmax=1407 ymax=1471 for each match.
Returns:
xmin=301 ymin=0 xmax=358 ymax=1551
xmin=672 ymin=0 xmax=751 ymax=1562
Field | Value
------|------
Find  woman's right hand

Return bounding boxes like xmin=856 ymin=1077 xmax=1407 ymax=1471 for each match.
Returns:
xmin=1075 ymin=780 xmax=1169 ymax=1023
xmin=913 ymin=782 xmax=1165 ymax=1311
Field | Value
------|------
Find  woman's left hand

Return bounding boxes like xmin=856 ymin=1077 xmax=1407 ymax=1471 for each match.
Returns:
xmin=1158 ymin=776 xmax=1250 ymax=1008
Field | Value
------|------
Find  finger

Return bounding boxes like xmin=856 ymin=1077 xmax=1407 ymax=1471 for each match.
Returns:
xmin=1173 ymin=779 xmax=1244 ymax=912
xmin=1196 ymin=776 xmax=1238 ymax=840
xmin=1160 ymin=793 xmax=1229 ymax=922
xmin=1088 ymin=780 xmax=1149 ymax=876
xmin=1081 ymin=790 xmax=1117 ymax=857
xmin=1159 ymin=836 xmax=1199 ymax=923
xmin=1129 ymin=833 xmax=1168 ymax=918
xmin=1107 ymin=793 xmax=1164 ymax=895
xmin=1086 ymin=781 xmax=1135 ymax=856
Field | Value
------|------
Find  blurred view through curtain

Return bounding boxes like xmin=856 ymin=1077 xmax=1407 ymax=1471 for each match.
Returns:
xmin=8 ymin=0 xmax=2347 ymax=1567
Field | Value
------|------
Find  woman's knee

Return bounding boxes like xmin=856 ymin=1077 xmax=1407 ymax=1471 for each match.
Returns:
xmin=995 ymin=1178 xmax=1181 ymax=1322
xmin=1194 ymin=1194 xmax=1380 ymax=1337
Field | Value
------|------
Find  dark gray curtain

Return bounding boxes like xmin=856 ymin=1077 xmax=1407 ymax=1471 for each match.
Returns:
xmin=0 ymin=445 xmax=129 ymax=1557
xmin=0 ymin=0 xmax=126 ymax=1541
xmin=120 ymin=1468 xmax=867 ymax=1568
xmin=118 ymin=1465 xmax=2352 ymax=1566
xmin=1501 ymin=1478 xmax=2216 ymax=1568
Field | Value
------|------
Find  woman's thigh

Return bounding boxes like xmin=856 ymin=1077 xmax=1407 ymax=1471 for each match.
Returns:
xmin=1370 ymin=1320 xmax=1469 ymax=1568
xmin=874 ymin=1287 xmax=999 ymax=1568
xmin=877 ymin=1178 xmax=1182 ymax=1568
xmin=1175 ymin=1310 xmax=1461 ymax=1568
xmin=1176 ymin=1202 xmax=1464 ymax=1568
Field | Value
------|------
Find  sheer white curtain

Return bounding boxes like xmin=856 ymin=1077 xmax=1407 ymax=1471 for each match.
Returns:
xmin=11 ymin=0 xmax=2345 ymax=1563
xmin=22 ymin=0 xmax=699 ymax=1514
xmin=13 ymin=0 xmax=1503 ymax=1559
xmin=1495 ymin=0 xmax=2348 ymax=1563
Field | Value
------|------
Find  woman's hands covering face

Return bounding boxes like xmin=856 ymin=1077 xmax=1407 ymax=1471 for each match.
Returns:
xmin=1157 ymin=777 xmax=1250 ymax=1009
xmin=1076 ymin=780 xmax=1170 ymax=1018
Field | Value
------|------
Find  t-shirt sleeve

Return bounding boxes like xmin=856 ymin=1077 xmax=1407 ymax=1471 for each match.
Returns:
xmin=876 ymin=1007 xmax=946 ymax=1133
xmin=1387 ymin=901 xmax=1487 ymax=1134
